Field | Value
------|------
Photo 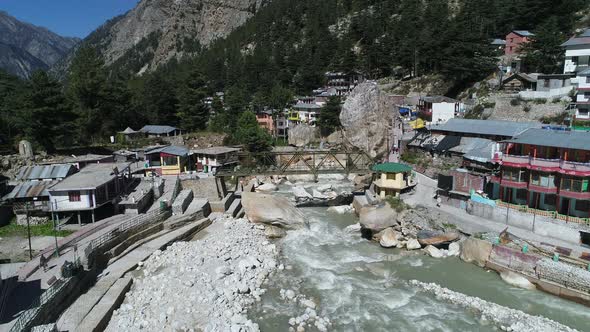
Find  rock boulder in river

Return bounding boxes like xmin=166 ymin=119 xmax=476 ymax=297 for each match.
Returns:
xmin=288 ymin=124 xmax=319 ymax=147
xmin=379 ymin=228 xmax=401 ymax=248
xmin=242 ymin=192 xmax=307 ymax=229
xmin=256 ymin=183 xmax=278 ymax=192
xmin=459 ymin=238 xmax=493 ymax=267
xmin=359 ymin=204 xmax=398 ymax=233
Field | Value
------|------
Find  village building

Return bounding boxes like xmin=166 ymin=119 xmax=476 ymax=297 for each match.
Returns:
xmin=505 ymin=30 xmax=534 ymax=56
xmin=289 ymin=101 xmax=322 ymax=127
xmin=191 ymin=147 xmax=240 ymax=175
xmin=491 ymin=38 xmax=506 ymax=54
xmin=372 ymin=163 xmax=415 ymax=198
xmin=255 ymin=110 xmax=275 ymax=135
xmin=501 ymin=72 xmax=537 ymax=93
xmin=48 ymin=163 xmax=132 ymax=224
xmin=418 ymin=96 xmax=463 ymax=124
xmin=562 ymin=28 xmax=590 ymax=123
xmin=491 ymin=128 xmax=590 ymax=221
xmin=118 ymin=127 xmax=141 ymax=142
xmin=40 ymin=154 xmax=115 ymax=170
xmin=140 ymin=125 xmax=182 ymax=138
xmin=144 ymin=146 xmax=190 ymax=176
xmin=325 ymin=71 xmax=363 ymax=97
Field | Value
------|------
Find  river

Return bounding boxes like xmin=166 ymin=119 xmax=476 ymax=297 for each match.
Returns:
xmin=250 ymin=204 xmax=590 ymax=331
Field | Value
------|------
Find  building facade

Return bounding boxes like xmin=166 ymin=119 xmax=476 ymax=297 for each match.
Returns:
xmin=372 ymin=163 xmax=415 ymax=198
xmin=191 ymin=147 xmax=240 ymax=174
xmin=492 ymin=129 xmax=590 ymax=220
xmin=562 ymin=29 xmax=590 ymax=122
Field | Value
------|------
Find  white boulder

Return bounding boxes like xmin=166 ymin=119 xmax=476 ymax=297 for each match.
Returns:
xmin=242 ymin=192 xmax=308 ymax=229
xmin=406 ymin=238 xmax=421 ymax=250
xmin=379 ymin=228 xmax=401 ymax=248
xmin=424 ymin=245 xmax=444 ymax=258
xmin=500 ymin=271 xmax=536 ymax=290
xmin=293 ymin=186 xmax=313 ymax=201
xmin=256 ymin=183 xmax=278 ymax=192
xmin=327 ymin=205 xmax=353 ymax=214
xmin=312 ymin=189 xmax=327 ymax=199
xmin=447 ymin=242 xmax=461 ymax=257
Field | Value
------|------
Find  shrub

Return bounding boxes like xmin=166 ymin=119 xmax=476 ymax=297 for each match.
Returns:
xmin=510 ymin=98 xmax=521 ymax=106
xmin=523 ymin=104 xmax=531 ymax=113
xmin=534 ymin=98 xmax=547 ymax=104
xmin=552 ymin=97 xmax=561 ymax=103
xmin=386 ymin=196 xmax=410 ymax=213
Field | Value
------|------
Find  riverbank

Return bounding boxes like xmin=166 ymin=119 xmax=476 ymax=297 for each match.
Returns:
xmin=105 ymin=216 xmax=279 ymax=331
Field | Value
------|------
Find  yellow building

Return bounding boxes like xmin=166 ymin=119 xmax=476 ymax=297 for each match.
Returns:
xmin=372 ymin=163 xmax=415 ymax=198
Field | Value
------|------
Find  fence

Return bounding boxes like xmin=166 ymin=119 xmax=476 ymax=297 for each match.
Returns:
xmin=84 ymin=208 xmax=171 ymax=266
xmin=9 ymin=277 xmax=72 ymax=332
xmin=495 ymin=200 xmax=590 ymax=225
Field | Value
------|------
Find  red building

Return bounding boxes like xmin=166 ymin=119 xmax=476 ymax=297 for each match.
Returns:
xmin=505 ymin=30 xmax=534 ymax=56
xmin=492 ymin=128 xmax=590 ymax=221
xmin=256 ymin=111 xmax=275 ymax=134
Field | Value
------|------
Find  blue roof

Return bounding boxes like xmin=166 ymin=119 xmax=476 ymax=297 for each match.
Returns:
xmin=513 ymin=30 xmax=534 ymax=37
xmin=140 ymin=125 xmax=178 ymax=135
xmin=430 ymin=119 xmax=541 ymax=138
xmin=16 ymin=164 xmax=74 ymax=181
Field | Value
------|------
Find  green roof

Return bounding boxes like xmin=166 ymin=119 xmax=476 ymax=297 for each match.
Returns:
xmin=372 ymin=163 xmax=412 ymax=173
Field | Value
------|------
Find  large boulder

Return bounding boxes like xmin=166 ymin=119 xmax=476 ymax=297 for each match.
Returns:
xmin=359 ymin=204 xmax=398 ymax=233
xmin=288 ymin=124 xmax=319 ymax=147
xmin=500 ymin=271 xmax=536 ymax=290
xmin=406 ymin=238 xmax=422 ymax=250
xmin=417 ymin=231 xmax=460 ymax=247
xmin=379 ymin=228 xmax=402 ymax=248
xmin=340 ymin=83 xmax=397 ymax=158
xmin=292 ymin=186 xmax=313 ymax=201
xmin=424 ymin=245 xmax=444 ymax=258
xmin=256 ymin=183 xmax=278 ymax=192
xmin=242 ymin=192 xmax=307 ymax=229
xmin=460 ymin=238 xmax=493 ymax=267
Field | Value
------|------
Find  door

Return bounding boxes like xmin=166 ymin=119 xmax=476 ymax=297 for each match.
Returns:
xmin=89 ymin=191 xmax=95 ymax=208
xmin=560 ymin=198 xmax=570 ymax=215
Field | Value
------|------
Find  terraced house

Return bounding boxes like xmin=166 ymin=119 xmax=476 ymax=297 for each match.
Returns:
xmin=492 ymin=129 xmax=590 ymax=221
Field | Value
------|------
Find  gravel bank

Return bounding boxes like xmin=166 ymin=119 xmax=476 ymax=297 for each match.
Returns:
xmin=106 ymin=217 xmax=279 ymax=332
xmin=409 ymin=280 xmax=578 ymax=332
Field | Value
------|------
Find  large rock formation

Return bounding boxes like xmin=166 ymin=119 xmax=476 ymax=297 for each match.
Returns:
xmin=340 ymin=83 xmax=397 ymax=158
xmin=242 ymin=192 xmax=307 ymax=229
xmin=359 ymin=204 xmax=397 ymax=233
xmin=459 ymin=238 xmax=493 ymax=267
xmin=0 ymin=11 xmax=79 ymax=78
xmin=288 ymin=124 xmax=319 ymax=147
xmin=56 ymin=0 xmax=266 ymax=75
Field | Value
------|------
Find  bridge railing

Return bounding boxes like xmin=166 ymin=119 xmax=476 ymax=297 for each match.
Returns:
xmin=216 ymin=149 xmax=375 ymax=177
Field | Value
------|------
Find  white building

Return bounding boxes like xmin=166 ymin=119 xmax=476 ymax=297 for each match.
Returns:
xmin=191 ymin=147 xmax=241 ymax=174
xmin=419 ymin=96 xmax=463 ymax=125
xmin=48 ymin=163 xmax=132 ymax=224
xmin=562 ymin=28 xmax=590 ymax=120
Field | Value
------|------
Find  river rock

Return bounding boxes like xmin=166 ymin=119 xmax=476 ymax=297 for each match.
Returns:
xmin=359 ymin=204 xmax=398 ymax=233
xmin=242 ymin=192 xmax=307 ymax=229
xmin=293 ymin=186 xmax=313 ymax=201
xmin=256 ymin=183 xmax=278 ymax=192
xmin=417 ymin=231 xmax=460 ymax=247
xmin=379 ymin=228 xmax=401 ymax=248
xmin=406 ymin=238 xmax=421 ymax=250
xmin=500 ymin=271 xmax=536 ymax=290
xmin=265 ymin=225 xmax=287 ymax=239
xmin=312 ymin=190 xmax=327 ymax=199
xmin=447 ymin=242 xmax=461 ymax=257
xmin=343 ymin=223 xmax=361 ymax=233
xmin=424 ymin=245 xmax=445 ymax=258
xmin=327 ymin=205 xmax=353 ymax=214
xmin=287 ymin=175 xmax=316 ymax=183
xmin=317 ymin=184 xmax=332 ymax=192
xmin=340 ymin=83 xmax=397 ymax=158
xmin=460 ymin=238 xmax=493 ymax=268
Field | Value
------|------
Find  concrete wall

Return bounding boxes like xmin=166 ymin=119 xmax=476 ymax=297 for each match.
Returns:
xmin=467 ymin=201 xmax=581 ymax=244
xmin=51 ymin=190 xmax=94 ymax=211
xmin=432 ymin=103 xmax=456 ymax=124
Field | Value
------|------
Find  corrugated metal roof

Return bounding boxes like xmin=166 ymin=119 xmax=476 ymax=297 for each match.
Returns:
xmin=429 ymin=119 xmax=540 ymax=138
xmin=561 ymin=36 xmax=590 ymax=47
xmin=513 ymin=30 xmax=534 ymax=37
xmin=293 ymin=103 xmax=321 ymax=110
xmin=4 ymin=180 xmax=58 ymax=199
xmin=49 ymin=163 xmax=131 ymax=191
xmin=491 ymin=39 xmax=506 ymax=45
xmin=16 ymin=164 xmax=74 ymax=181
xmin=421 ymin=96 xmax=459 ymax=103
xmin=145 ymin=145 xmax=189 ymax=156
xmin=190 ymin=147 xmax=241 ymax=155
xmin=578 ymin=68 xmax=590 ymax=76
xmin=504 ymin=128 xmax=590 ymax=150
xmin=140 ymin=125 xmax=178 ymax=135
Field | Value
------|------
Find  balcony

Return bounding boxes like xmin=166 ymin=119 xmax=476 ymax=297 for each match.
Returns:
xmin=502 ymin=154 xmax=530 ymax=167
xmin=560 ymin=160 xmax=590 ymax=175
xmin=529 ymin=157 xmax=561 ymax=171
xmin=528 ymin=183 xmax=558 ymax=194
xmin=499 ymin=179 xmax=528 ymax=189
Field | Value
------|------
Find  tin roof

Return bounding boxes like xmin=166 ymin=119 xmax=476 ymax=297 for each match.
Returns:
xmin=16 ymin=164 xmax=74 ymax=181
xmin=190 ymin=147 xmax=241 ymax=155
xmin=140 ymin=125 xmax=178 ymax=135
xmin=145 ymin=145 xmax=189 ymax=156
xmin=512 ymin=30 xmax=534 ymax=37
xmin=293 ymin=103 xmax=321 ymax=110
xmin=372 ymin=163 xmax=412 ymax=173
xmin=421 ymin=96 xmax=459 ymax=103
xmin=4 ymin=180 xmax=59 ymax=199
xmin=49 ymin=163 xmax=131 ymax=191
xmin=561 ymin=30 xmax=590 ymax=47
xmin=504 ymin=128 xmax=590 ymax=151
xmin=429 ymin=119 xmax=540 ymax=138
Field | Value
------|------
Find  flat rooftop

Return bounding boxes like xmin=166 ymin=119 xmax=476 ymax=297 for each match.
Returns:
xmin=190 ymin=147 xmax=241 ymax=155
xmin=504 ymin=128 xmax=590 ymax=151
xmin=429 ymin=119 xmax=541 ymax=138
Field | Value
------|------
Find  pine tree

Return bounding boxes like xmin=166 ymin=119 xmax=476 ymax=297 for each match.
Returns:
xmin=141 ymin=71 xmax=179 ymax=125
xmin=318 ymin=96 xmax=342 ymax=136
xmin=232 ymin=111 xmax=272 ymax=153
xmin=176 ymin=69 xmax=209 ymax=132
xmin=521 ymin=17 xmax=566 ymax=74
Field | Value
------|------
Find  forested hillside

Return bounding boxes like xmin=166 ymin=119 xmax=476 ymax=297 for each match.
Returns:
xmin=0 ymin=0 xmax=588 ymax=152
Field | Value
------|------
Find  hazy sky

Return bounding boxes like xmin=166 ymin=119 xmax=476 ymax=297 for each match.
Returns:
xmin=0 ymin=0 xmax=139 ymax=38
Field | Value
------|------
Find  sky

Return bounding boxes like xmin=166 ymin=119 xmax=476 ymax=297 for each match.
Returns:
xmin=0 ymin=0 xmax=139 ymax=38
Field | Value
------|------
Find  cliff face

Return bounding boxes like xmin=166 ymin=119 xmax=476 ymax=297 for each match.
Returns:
xmin=0 ymin=11 xmax=79 ymax=78
xmin=67 ymin=0 xmax=266 ymax=75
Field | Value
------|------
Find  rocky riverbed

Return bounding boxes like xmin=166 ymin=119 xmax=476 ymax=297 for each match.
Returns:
xmin=106 ymin=216 xmax=279 ymax=332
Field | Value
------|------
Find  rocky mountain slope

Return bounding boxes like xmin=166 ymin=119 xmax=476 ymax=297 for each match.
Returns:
xmin=0 ymin=11 xmax=79 ymax=78
xmin=59 ymin=0 xmax=267 ymax=76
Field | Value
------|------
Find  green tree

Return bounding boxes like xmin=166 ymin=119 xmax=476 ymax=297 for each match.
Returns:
xmin=208 ymin=95 xmax=228 ymax=133
xmin=140 ymin=71 xmax=178 ymax=125
xmin=522 ymin=17 xmax=566 ymax=74
xmin=318 ymin=96 xmax=342 ymax=136
xmin=176 ymin=69 xmax=209 ymax=131
xmin=232 ymin=111 xmax=271 ymax=153
xmin=24 ymin=71 xmax=75 ymax=151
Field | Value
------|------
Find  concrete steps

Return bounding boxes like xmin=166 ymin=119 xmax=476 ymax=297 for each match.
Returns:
xmin=172 ymin=189 xmax=193 ymax=215
xmin=75 ymin=277 xmax=132 ymax=332
xmin=227 ymin=198 xmax=242 ymax=218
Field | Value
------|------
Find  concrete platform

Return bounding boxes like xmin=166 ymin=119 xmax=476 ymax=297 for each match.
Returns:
xmin=76 ymin=277 xmax=133 ymax=332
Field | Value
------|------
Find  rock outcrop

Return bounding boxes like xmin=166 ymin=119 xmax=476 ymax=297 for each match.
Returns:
xmin=359 ymin=204 xmax=397 ymax=233
xmin=459 ymin=238 xmax=493 ymax=267
xmin=242 ymin=192 xmax=307 ymax=229
xmin=340 ymin=83 xmax=397 ymax=158
xmin=288 ymin=124 xmax=319 ymax=147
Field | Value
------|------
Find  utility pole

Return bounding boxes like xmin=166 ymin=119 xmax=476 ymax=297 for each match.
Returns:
xmin=25 ymin=203 xmax=32 ymax=260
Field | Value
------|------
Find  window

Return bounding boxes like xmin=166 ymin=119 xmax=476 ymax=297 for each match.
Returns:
xmin=572 ymin=56 xmax=579 ymax=64
xmin=562 ymin=177 xmax=589 ymax=192
xmin=516 ymin=189 xmax=527 ymax=200
xmin=531 ymin=172 xmax=540 ymax=186
xmin=386 ymin=173 xmax=396 ymax=180
xmin=575 ymin=200 xmax=589 ymax=212
xmin=543 ymin=80 xmax=550 ymax=88
xmin=502 ymin=168 xmax=525 ymax=182
xmin=69 ymin=191 xmax=81 ymax=202
xmin=162 ymin=155 xmax=178 ymax=166
xmin=585 ymin=92 xmax=590 ymax=99
xmin=587 ymin=76 xmax=590 ymax=84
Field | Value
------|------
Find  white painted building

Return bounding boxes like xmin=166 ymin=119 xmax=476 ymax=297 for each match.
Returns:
xmin=48 ymin=163 xmax=132 ymax=224
xmin=562 ymin=29 xmax=590 ymax=120
xmin=191 ymin=147 xmax=240 ymax=174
